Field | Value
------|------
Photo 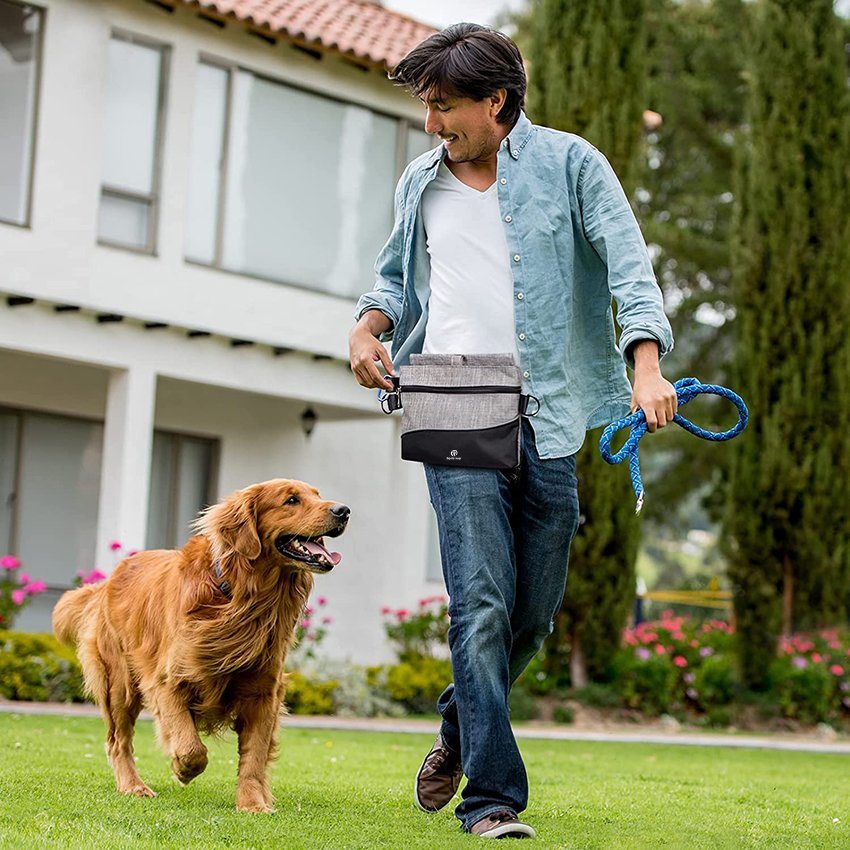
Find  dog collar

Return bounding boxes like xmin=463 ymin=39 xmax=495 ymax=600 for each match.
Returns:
xmin=214 ymin=558 xmax=232 ymax=598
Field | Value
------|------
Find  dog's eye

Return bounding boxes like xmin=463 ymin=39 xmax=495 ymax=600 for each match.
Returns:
xmin=285 ymin=496 xmax=300 ymax=506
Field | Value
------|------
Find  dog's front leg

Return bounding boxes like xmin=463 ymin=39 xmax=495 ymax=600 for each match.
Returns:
xmin=153 ymin=686 xmax=208 ymax=786
xmin=234 ymin=696 xmax=280 ymax=813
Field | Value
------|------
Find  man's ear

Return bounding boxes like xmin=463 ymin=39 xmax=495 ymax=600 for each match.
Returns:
xmin=194 ymin=488 xmax=261 ymax=560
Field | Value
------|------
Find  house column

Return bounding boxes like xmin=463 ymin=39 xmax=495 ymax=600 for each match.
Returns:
xmin=94 ymin=366 xmax=156 ymax=570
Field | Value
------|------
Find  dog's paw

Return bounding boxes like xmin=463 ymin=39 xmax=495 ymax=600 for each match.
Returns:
xmin=236 ymin=801 xmax=276 ymax=814
xmin=119 ymin=782 xmax=157 ymax=798
xmin=171 ymin=748 xmax=208 ymax=785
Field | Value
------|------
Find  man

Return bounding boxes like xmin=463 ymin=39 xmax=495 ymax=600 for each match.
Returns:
xmin=349 ymin=24 xmax=676 ymax=839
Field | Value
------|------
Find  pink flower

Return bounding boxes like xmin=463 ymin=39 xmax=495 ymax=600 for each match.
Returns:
xmin=830 ymin=665 xmax=844 ymax=676
xmin=673 ymin=655 xmax=688 ymax=668
xmin=83 ymin=570 xmax=107 ymax=585
xmin=380 ymin=606 xmax=392 ymax=615
xmin=690 ymin=639 xmax=699 ymax=648
xmin=109 ymin=540 xmax=122 ymax=551
xmin=654 ymin=644 xmax=666 ymax=655
xmin=396 ymin=609 xmax=409 ymax=621
xmin=17 ymin=573 xmax=30 ymax=585
xmin=317 ymin=596 xmax=327 ymax=606
xmin=792 ymin=656 xmax=808 ymax=669
xmin=812 ymin=652 xmax=822 ymax=664
xmin=0 ymin=555 xmax=20 ymax=570
xmin=23 ymin=580 xmax=46 ymax=595
xmin=635 ymin=647 xmax=651 ymax=660
xmin=321 ymin=616 xmax=333 ymax=625
xmin=300 ymin=619 xmax=310 ymax=629
xmin=11 ymin=589 xmax=25 ymax=606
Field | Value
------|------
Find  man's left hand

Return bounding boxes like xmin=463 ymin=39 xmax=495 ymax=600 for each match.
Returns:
xmin=629 ymin=340 xmax=678 ymax=433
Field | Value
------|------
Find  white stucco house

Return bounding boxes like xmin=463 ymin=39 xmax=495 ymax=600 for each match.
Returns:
xmin=0 ymin=0 xmax=446 ymax=662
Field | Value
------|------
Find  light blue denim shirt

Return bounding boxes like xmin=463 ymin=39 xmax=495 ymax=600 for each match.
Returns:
xmin=355 ymin=111 xmax=674 ymax=458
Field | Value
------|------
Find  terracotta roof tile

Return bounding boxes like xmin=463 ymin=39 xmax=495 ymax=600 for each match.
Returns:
xmin=180 ymin=0 xmax=437 ymax=70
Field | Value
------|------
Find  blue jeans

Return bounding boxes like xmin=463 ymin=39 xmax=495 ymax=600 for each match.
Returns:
xmin=423 ymin=418 xmax=580 ymax=831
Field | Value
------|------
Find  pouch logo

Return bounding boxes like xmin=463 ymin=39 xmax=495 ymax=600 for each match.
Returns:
xmin=447 ymin=449 xmax=461 ymax=461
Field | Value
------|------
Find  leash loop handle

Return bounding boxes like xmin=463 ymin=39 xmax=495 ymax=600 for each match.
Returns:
xmin=598 ymin=377 xmax=749 ymax=513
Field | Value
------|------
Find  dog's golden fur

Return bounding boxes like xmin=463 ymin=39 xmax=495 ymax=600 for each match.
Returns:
xmin=53 ymin=479 xmax=348 ymax=812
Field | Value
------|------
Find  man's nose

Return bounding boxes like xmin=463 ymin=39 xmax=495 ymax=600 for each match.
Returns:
xmin=424 ymin=109 xmax=441 ymax=136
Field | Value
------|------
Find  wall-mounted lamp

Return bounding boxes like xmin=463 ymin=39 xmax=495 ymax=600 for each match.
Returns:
xmin=300 ymin=406 xmax=317 ymax=438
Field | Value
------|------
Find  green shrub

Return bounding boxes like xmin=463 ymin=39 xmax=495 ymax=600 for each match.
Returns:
xmin=693 ymin=654 xmax=737 ymax=709
xmin=516 ymin=649 xmax=564 ymax=696
xmin=0 ymin=631 xmax=85 ymax=703
xmin=612 ymin=651 xmax=676 ymax=716
xmin=769 ymin=658 xmax=834 ymax=724
xmin=284 ymin=670 xmax=337 ymax=715
xmin=570 ymin=682 xmax=621 ymax=709
xmin=508 ymin=684 xmax=538 ymax=721
xmin=553 ymin=703 xmax=575 ymax=724
xmin=381 ymin=657 xmax=452 ymax=715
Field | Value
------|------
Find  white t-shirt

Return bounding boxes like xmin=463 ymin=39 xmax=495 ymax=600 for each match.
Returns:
xmin=421 ymin=160 xmax=519 ymax=363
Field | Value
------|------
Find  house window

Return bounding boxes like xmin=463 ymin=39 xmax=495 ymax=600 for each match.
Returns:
xmin=186 ymin=61 xmax=402 ymax=299
xmin=146 ymin=431 xmax=217 ymax=550
xmin=0 ymin=408 xmax=104 ymax=631
xmin=406 ymin=125 xmax=434 ymax=165
xmin=0 ymin=0 xmax=43 ymax=227
xmin=97 ymin=32 xmax=169 ymax=253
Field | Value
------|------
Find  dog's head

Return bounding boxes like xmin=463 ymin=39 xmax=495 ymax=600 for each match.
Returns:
xmin=196 ymin=479 xmax=349 ymax=574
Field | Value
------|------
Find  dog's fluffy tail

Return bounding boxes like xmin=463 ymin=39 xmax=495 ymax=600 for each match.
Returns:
xmin=52 ymin=583 xmax=102 ymax=646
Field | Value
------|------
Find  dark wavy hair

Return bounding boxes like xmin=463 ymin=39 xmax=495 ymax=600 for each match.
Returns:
xmin=390 ymin=23 xmax=527 ymax=127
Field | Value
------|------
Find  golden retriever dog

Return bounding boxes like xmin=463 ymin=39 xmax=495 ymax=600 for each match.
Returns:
xmin=53 ymin=479 xmax=349 ymax=812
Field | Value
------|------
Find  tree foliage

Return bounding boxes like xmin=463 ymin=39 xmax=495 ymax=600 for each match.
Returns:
xmin=724 ymin=0 xmax=850 ymax=687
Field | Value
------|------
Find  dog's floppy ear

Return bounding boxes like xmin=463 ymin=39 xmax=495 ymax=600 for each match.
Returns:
xmin=194 ymin=488 xmax=261 ymax=560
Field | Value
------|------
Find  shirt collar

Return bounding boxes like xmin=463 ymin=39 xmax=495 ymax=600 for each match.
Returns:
xmin=504 ymin=110 xmax=533 ymax=160
xmin=424 ymin=110 xmax=534 ymax=169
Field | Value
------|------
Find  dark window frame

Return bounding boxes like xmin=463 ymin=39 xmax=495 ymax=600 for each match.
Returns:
xmin=0 ymin=0 xmax=46 ymax=229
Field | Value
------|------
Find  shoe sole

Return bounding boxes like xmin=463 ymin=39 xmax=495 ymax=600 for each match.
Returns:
xmin=477 ymin=822 xmax=536 ymax=839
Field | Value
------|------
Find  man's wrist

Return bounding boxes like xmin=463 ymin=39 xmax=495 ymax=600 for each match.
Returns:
xmin=632 ymin=339 xmax=661 ymax=374
xmin=354 ymin=309 xmax=393 ymax=339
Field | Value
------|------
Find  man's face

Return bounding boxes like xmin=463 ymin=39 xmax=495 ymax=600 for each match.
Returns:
xmin=420 ymin=89 xmax=505 ymax=163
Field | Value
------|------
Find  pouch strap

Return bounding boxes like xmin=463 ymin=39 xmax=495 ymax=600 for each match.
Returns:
xmin=378 ymin=375 xmax=401 ymax=415
xmin=520 ymin=394 xmax=540 ymax=417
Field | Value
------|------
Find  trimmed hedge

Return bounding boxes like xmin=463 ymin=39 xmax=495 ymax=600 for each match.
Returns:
xmin=0 ymin=631 xmax=85 ymax=703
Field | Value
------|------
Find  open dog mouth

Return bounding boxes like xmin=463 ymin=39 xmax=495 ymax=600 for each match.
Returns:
xmin=275 ymin=534 xmax=342 ymax=571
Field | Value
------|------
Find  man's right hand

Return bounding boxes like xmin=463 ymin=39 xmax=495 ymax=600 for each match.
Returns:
xmin=349 ymin=312 xmax=395 ymax=390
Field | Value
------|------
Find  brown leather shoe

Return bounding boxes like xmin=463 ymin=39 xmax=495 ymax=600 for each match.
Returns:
xmin=414 ymin=733 xmax=463 ymax=812
xmin=469 ymin=809 xmax=536 ymax=839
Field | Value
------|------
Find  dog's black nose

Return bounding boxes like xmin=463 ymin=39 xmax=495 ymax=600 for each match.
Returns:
xmin=329 ymin=503 xmax=350 ymax=521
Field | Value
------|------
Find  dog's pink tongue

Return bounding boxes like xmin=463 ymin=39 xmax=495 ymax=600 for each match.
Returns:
xmin=303 ymin=540 xmax=342 ymax=565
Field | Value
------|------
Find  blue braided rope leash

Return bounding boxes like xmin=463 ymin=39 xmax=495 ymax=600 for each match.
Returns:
xmin=599 ymin=377 xmax=749 ymax=515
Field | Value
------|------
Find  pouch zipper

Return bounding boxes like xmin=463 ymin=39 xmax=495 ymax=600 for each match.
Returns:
xmin=401 ymin=385 xmax=521 ymax=394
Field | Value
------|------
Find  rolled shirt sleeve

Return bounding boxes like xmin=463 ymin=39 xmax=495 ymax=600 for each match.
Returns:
xmin=354 ymin=175 xmax=407 ymax=343
xmin=577 ymin=147 xmax=674 ymax=370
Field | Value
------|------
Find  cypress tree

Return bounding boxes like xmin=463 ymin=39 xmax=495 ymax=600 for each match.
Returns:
xmin=725 ymin=0 xmax=850 ymax=687
xmin=527 ymin=0 xmax=649 ymax=684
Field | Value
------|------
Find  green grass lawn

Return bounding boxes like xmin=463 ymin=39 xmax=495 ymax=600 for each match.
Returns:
xmin=0 ymin=713 xmax=846 ymax=849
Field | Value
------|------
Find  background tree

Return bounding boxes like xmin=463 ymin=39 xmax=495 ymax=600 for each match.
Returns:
xmin=724 ymin=0 xmax=850 ymax=687
xmin=526 ymin=0 xmax=649 ymax=686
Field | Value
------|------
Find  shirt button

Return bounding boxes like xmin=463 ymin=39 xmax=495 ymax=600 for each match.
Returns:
xmin=523 ymin=371 xmax=530 ymax=379
xmin=500 ymin=177 xmax=507 ymax=185
xmin=518 ymin=333 xmax=525 ymax=341
xmin=513 ymin=254 xmax=520 ymax=262
xmin=517 ymin=292 xmax=524 ymax=300
xmin=505 ymin=215 xmax=512 ymax=222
